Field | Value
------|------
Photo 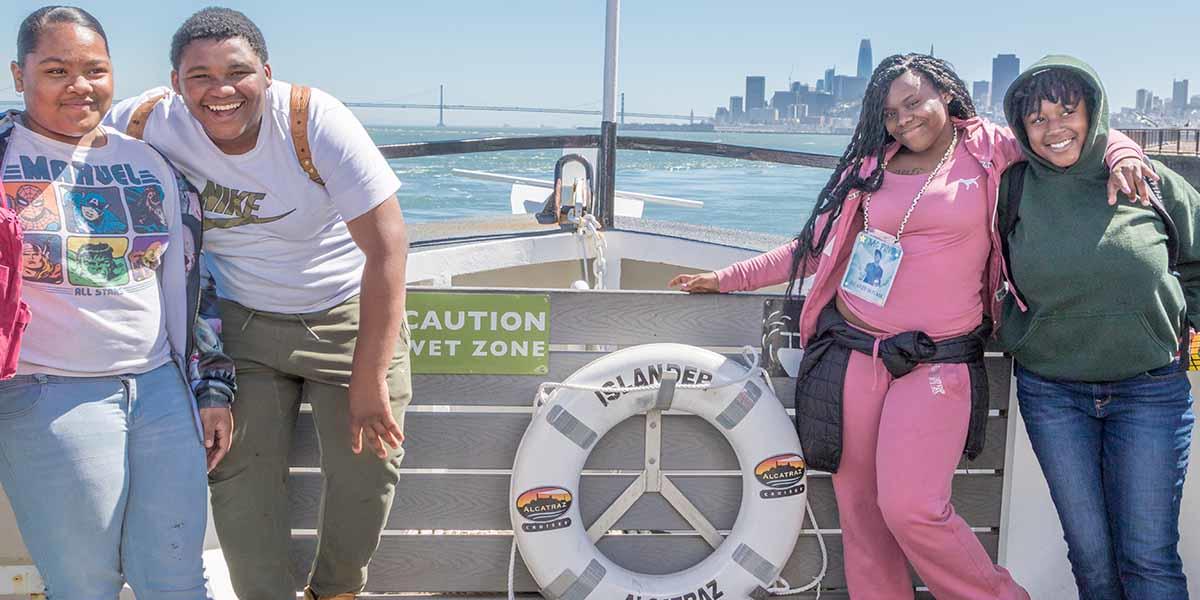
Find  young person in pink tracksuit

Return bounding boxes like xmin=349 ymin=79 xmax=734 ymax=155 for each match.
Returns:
xmin=670 ymin=53 xmax=1155 ymax=600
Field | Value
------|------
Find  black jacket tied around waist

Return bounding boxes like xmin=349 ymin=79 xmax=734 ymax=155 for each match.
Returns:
xmin=794 ymin=303 xmax=992 ymax=472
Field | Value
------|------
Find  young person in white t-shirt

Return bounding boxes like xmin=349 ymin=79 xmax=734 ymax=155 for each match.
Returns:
xmin=0 ymin=7 xmax=235 ymax=599
xmin=106 ymin=7 xmax=411 ymax=600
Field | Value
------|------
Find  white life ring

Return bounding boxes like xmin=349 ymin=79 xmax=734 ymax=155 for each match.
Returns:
xmin=510 ymin=343 xmax=808 ymax=599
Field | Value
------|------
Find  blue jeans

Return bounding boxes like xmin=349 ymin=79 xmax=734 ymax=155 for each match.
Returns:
xmin=0 ymin=362 xmax=211 ymax=600
xmin=1016 ymin=361 xmax=1193 ymax=600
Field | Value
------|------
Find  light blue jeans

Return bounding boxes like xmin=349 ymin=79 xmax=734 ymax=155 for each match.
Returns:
xmin=0 ymin=362 xmax=211 ymax=600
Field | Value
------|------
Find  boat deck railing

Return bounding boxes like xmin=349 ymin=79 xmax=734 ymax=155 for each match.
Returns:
xmin=1117 ymin=128 xmax=1200 ymax=156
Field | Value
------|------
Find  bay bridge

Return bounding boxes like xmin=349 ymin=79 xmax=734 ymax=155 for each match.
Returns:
xmin=0 ymin=88 xmax=706 ymax=125
xmin=345 ymin=101 xmax=700 ymax=122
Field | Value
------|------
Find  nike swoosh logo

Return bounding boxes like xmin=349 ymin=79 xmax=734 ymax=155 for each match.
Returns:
xmin=203 ymin=209 xmax=296 ymax=230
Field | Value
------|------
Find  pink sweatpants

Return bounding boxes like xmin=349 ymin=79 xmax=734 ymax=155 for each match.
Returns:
xmin=833 ymin=351 xmax=1028 ymax=600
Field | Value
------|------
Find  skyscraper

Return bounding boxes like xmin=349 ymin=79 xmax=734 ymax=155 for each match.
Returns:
xmin=824 ymin=68 xmax=836 ymax=98
xmin=857 ymin=40 xmax=873 ymax=79
xmin=972 ymin=81 xmax=990 ymax=110
xmin=991 ymin=54 xmax=1020 ymax=110
xmin=1174 ymin=79 xmax=1190 ymax=114
xmin=730 ymin=96 xmax=744 ymax=121
xmin=1136 ymin=88 xmax=1151 ymax=113
xmin=746 ymin=76 xmax=766 ymax=111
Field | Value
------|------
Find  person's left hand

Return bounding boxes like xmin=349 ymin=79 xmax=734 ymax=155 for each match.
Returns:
xmin=1108 ymin=158 xmax=1161 ymax=206
xmin=349 ymin=381 xmax=404 ymax=459
xmin=200 ymin=406 xmax=234 ymax=472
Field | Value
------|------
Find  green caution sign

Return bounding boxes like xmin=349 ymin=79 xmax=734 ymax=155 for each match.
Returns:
xmin=406 ymin=292 xmax=551 ymax=375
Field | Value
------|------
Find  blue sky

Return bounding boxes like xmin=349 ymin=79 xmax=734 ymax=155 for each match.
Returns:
xmin=1 ymin=0 xmax=1197 ymax=127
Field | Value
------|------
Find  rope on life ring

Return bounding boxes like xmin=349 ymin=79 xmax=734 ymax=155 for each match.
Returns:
xmin=508 ymin=343 xmax=825 ymax=599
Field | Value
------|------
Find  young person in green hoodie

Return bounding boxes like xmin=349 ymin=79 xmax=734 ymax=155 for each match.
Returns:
xmin=999 ymin=56 xmax=1199 ymax=599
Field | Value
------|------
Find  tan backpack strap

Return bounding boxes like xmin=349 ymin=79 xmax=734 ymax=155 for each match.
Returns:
xmin=289 ymin=85 xmax=325 ymax=186
xmin=125 ymin=93 xmax=167 ymax=140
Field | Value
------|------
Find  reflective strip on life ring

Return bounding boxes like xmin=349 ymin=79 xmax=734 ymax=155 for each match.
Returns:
xmin=511 ymin=343 xmax=808 ymax=599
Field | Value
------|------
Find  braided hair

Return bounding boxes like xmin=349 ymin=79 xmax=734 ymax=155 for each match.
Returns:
xmin=785 ymin=53 xmax=976 ymax=297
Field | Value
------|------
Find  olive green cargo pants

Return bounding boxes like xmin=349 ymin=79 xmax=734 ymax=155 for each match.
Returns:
xmin=209 ymin=295 xmax=411 ymax=599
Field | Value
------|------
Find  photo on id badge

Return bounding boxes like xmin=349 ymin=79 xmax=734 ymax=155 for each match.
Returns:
xmin=841 ymin=231 xmax=902 ymax=306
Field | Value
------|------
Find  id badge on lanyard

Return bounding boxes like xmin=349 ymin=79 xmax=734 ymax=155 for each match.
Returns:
xmin=840 ymin=228 xmax=904 ymax=307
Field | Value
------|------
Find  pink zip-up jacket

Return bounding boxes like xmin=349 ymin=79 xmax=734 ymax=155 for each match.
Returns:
xmin=716 ymin=118 xmax=1144 ymax=346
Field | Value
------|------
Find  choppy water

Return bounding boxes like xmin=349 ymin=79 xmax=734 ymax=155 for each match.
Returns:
xmin=370 ymin=126 xmax=851 ymax=237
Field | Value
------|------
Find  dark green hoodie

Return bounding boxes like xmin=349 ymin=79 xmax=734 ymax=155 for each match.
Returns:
xmin=997 ymin=55 xmax=1200 ymax=381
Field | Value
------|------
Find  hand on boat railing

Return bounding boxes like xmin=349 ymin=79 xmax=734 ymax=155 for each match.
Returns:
xmin=668 ymin=271 xmax=720 ymax=293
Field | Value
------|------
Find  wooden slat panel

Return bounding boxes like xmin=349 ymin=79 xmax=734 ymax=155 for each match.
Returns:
xmin=544 ymin=290 xmax=771 ymax=347
xmin=410 ymin=352 xmax=1010 ymax=410
xmin=289 ymin=473 xmax=1003 ymax=531
xmin=290 ymin=413 xmax=1008 ymax=470
xmin=290 ymin=533 xmax=998 ymax=593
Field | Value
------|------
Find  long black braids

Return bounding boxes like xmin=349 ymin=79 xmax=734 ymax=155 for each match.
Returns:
xmin=784 ymin=53 xmax=977 ymax=298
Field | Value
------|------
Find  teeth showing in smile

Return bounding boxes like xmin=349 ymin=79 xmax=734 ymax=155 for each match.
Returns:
xmin=1048 ymin=139 xmax=1072 ymax=150
xmin=206 ymin=102 xmax=243 ymax=113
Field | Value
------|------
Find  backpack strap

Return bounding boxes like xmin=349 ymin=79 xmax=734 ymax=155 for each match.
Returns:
xmin=125 ymin=93 xmax=167 ymax=140
xmin=289 ymin=85 xmax=325 ymax=186
xmin=1142 ymin=163 xmax=1179 ymax=271
xmin=998 ymin=161 xmax=1028 ymax=303
xmin=998 ymin=161 xmax=1027 ymax=245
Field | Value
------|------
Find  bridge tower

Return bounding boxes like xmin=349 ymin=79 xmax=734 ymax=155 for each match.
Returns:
xmin=437 ymin=84 xmax=446 ymax=128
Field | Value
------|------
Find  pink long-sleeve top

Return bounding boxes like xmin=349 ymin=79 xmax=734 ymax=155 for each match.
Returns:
xmin=836 ymin=142 xmax=990 ymax=339
xmin=715 ymin=119 xmax=1145 ymax=345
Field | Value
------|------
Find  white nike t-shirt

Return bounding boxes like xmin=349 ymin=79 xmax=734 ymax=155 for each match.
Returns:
xmin=107 ymin=80 xmax=401 ymax=313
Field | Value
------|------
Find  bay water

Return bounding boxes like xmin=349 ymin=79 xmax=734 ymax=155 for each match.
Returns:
xmin=370 ymin=126 xmax=851 ymax=238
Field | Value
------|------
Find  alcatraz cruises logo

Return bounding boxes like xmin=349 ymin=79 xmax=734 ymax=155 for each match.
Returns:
xmin=515 ymin=487 xmax=573 ymax=532
xmin=754 ymin=454 xmax=807 ymax=499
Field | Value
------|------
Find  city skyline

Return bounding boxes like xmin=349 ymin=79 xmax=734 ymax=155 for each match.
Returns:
xmin=0 ymin=0 xmax=1197 ymax=127
xmin=712 ymin=39 xmax=1195 ymax=126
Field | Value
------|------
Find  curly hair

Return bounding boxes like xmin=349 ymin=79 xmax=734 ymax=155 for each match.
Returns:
xmin=171 ymin=6 xmax=268 ymax=70
xmin=785 ymin=53 xmax=975 ymax=297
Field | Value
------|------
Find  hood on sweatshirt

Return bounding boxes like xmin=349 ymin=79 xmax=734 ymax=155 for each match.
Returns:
xmin=1003 ymin=55 xmax=1110 ymax=178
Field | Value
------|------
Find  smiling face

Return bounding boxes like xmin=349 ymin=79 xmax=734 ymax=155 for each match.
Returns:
xmin=882 ymin=70 xmax=952 ymax=154
xmin=10 ymin=22 xmax=112 ymax=144
xmin=171 ymin=36 xmax=272 ymax=155
xmin=1022 ymin=98 xmax=1090 ymax=168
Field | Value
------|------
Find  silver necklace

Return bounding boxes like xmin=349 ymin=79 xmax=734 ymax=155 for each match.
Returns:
xmin=862 ymin=126 xmax=959 ymax=243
